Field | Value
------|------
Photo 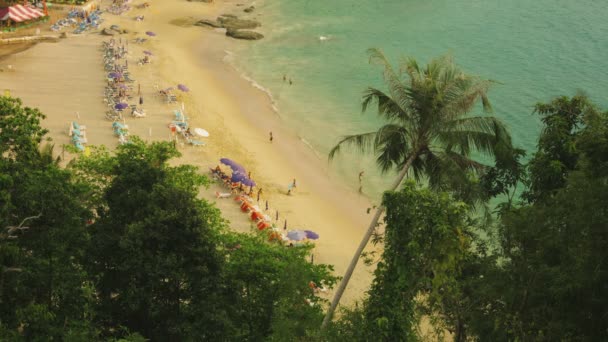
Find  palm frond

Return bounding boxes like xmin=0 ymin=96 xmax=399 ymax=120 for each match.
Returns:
xmin=366 ymin=48 xmax=412 ymax=116
xmin=439 ymin=116 xmax=511 ymax=156
xmin=441 ymin=78 xmax=495 ymax=119
xmin=438 ymin=130 xmax=498 ymax=155
xmin=373 ymin=124 xmax=411 ymax=173
xmin=328 ymin=131 xmax=378 ymax=162
xmin=362 ymin=87 xmax=412 ymax=123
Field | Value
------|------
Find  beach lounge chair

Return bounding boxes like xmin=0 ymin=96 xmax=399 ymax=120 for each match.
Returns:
xmin=131 ymin=107 xmax=146 ymax=118
xmin=72 ymin=121 xmax=86 ymax=131
xmin=215 ymin=191 xmax=232 ymax=199
xmin=187 ymin=138 xmax=205 ymax=147
xmin=74 ymin=141 xmax=85 ymax=152
xmin=72 ymin=135 xmax=87 ymax=144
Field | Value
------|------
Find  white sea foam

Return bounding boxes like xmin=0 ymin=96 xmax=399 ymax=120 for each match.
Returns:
xmin=299 ymin=136 xmax=322 ymax=160
xmin=222 ymin=50 xmax=279 ymax=114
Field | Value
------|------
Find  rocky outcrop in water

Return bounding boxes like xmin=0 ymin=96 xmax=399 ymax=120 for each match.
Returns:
xmin=101 ymin=28 xmax=115 ymax=36
xmin=194 ymin=19 xmax=222 ymax=28
xmin=196 ymin=14 xmax=263 ymax=40
xmin=226 ymin=29 xmax=264 ymax=40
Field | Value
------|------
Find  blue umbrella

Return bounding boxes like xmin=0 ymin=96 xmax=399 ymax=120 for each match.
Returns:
xmin=231 ymin=173 xmax=256 ymax=187
xmin=145 ymin=31 xmax=156 ymax=36
xmin=304 ymin=230 xmax=319 ymax=240
xmin=287 ymin=230 xmax=307 ymax=241
xmin=143 ymin=50 xmax=153 ymax=56
xmin=231 ymin=172 xmax=246 ymax=183
xmin=177 ymin=84 xmax=189 ymax=92
xmin=240 ymin=178 xmax=256 ymax=187
xmin=108 ymin=72 xmax=122 ymax=79
xmin=220 ymin=158 xmax=246 ymax=173
xmin=114 ymin=103 xmax=128 ymax=110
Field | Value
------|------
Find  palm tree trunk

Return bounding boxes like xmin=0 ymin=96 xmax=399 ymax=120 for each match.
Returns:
xmin=321 ymin=152 xmax=418 ymax=329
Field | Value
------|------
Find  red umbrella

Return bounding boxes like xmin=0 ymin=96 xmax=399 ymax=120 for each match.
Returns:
xmin=251 ymin=211 xmax=263 ymax=221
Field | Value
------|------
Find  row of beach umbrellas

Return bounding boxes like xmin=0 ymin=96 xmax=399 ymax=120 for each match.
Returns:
xmin=220 ymin=158 xmax=319 ymax=241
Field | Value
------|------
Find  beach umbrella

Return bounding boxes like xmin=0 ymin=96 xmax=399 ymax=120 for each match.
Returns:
xmin=108 ymin=72 xmax=122 ymax=79
xmin=287 ymin=230 xmax=307 ymax=241
xmin=114 ymin=103 xmax=128 ymax=110
xmin=143 ymin=50 xmax=153 ymax=55
xmin=231 ymin=172 xmax=246 ymax=183
xmin=177 ymin=84 xmax=189 ymax=92
xmin=304 ymin=230 xmax=319 ymax=240
xmin=193 ymin=128 xmax=209 ymax=137
xmin=220 ymin=158 xmax=246 ymax=173
xmin=241 ymin=178 xmax=256 ymax=187
xmin=118 ymin=84 xmax=128 ymax=89
xmin=145 ymin=31 xmax=156 ymax=36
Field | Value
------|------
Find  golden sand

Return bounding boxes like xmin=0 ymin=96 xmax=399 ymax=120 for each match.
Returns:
xmin=0 ymin=0 xmax=377 ymax=308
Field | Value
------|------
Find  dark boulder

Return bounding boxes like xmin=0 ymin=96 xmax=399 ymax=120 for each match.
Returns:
xmin=226 ymin=29 xmax=264 ymax=40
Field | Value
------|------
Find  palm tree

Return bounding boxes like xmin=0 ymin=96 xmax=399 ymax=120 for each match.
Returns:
xmin=321 ymin=49 xmax=512 ymax=328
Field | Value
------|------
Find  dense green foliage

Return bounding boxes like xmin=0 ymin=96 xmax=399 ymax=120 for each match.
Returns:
xmin=0 ymin=97 xmax=335 ymax=341
xmin=2 ymin=86 xmax=607 ymax=341
xmin=324 ymin=50 xmax=514 ymax=326
xmin=326 ymin=94 xmax=608 ymax=341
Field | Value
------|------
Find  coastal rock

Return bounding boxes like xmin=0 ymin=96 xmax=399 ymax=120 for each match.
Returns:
xmin=244 ymin=6 xmax=255 ymax=13
xmin=194 ymin=19 xmax=222 ymax=28
xmin=219 ymin=14 xmax=238 ymax=19
xmin=226 ymin=29 xmax=264 ymax=40
xmin=218 ymin=17 xmax=260 ymax=30
xmin=101 ymin=28 xmax=115 ymax=36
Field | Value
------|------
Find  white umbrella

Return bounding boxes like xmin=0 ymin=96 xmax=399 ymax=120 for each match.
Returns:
xmin=194 ymin=128 xmax=209 ymax=137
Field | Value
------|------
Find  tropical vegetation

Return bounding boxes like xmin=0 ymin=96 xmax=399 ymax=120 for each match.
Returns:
xmin=324 ymin=49 xmax=513 ymax=326
xmin=1 ymin=52 xmax=607 ymax=341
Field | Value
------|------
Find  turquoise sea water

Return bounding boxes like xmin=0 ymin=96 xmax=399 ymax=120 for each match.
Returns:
xmin=232 ymin=0 xmax=608 ymax=199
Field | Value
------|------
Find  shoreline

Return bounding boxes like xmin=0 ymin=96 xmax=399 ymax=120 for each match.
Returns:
xmin=0 ymin=0 xmax=377 ymax=307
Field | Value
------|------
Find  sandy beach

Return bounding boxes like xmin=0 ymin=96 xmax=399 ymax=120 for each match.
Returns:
xmin=0 ymin=0 xmax=376 ymax=308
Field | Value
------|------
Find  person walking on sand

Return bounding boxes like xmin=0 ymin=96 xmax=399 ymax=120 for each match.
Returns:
xmin=283 ymin=74 xmax=287 ymax=82
xmin=358 ymin=170 xmax=364 ymax=193
xmin=289 ymin=78 xmax=293 ymax=85
xmin=269 ymin=131 xmax=273 ymax=143
xmin=287 ymin=178 xmax=296 ymax=195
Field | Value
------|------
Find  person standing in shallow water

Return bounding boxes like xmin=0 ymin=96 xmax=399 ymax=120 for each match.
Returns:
xmin=269 ymin=131 xmax=273 ymax=143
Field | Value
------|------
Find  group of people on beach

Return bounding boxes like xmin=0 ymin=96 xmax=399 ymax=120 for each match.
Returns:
xmin=282 ymin=74 xmax=293 ymax=85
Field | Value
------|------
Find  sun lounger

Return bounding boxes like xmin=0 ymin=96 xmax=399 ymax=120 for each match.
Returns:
xmin=187 ymin=138 xmax=205 ymax=147
xmin=112 ymin=122 xmax=129 ymax=130
xmin=74 ymin=141 xmax=85 ymax=152
xmin=215 ymin=191 xmax=232 ymax=199
xmin=131 ymin=107 xmax=146 ymax=118
xmin=72 ymin=135 xmax=87 ymax=144
xmin=72 ymin=121 xmax=86 ymax=131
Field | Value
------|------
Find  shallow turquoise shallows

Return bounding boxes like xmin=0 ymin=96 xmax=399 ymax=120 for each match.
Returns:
xmin=231 ymin=0 xmax=608 ymax=200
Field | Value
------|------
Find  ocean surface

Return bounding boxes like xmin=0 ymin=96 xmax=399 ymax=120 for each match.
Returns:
xmin=230 ymin=0 xmax=608 ymax=201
